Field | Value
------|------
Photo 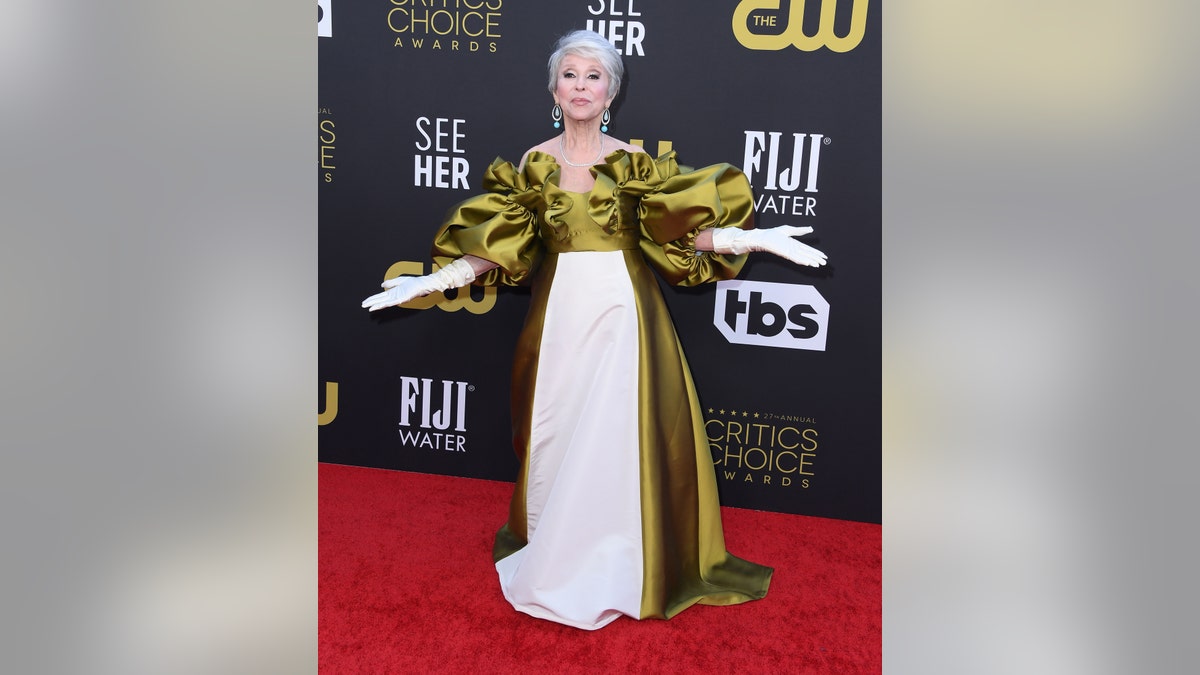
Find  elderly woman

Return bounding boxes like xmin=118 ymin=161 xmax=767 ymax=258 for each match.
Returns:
xmin=363 ymin=29 xmax=826 ymax=630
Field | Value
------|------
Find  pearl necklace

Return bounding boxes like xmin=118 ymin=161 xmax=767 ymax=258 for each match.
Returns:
xmin=558 ymin=133 xmax=605 ymax=167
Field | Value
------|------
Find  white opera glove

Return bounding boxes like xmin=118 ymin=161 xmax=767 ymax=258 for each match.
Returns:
xmin=711 ymin=225 xmax=828 ymax=268
xmin=361 ymin=258 xmax=477 ymax=312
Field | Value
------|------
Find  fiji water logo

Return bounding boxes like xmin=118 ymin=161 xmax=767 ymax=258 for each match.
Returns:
xmin=398 ymin=376 xmax=472 ymax=451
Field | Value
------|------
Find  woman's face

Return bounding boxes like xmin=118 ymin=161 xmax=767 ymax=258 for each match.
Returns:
xmin=553 ymin=54 xmax=614 ymax=126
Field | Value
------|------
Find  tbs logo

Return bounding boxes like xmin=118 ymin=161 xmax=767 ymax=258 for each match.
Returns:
xmin=714 ymin=280 xmax=829 ymax=351
xmin=318 ymin=0 xmax=332 ymax=38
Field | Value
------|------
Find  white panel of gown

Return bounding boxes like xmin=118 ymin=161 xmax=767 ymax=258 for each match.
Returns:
xmin=493 ymin=250 xmax=645 ymax=630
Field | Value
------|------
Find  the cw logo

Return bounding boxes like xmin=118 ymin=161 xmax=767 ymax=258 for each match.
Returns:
xmin=628 ymin=138 xmax=673 ymax=158
xmin=319 ymin=381 xmax=338 ymax=425
xmin=384 ymin=261 xmax=497 ymax=314
xmin=732 ymin=0 xmax=869 ymax=53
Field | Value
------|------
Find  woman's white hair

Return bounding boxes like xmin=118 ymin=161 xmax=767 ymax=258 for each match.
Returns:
xmin=546 ymin=29 xmax=624 ymax=100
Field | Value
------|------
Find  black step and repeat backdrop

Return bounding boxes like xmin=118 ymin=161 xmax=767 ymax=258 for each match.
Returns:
xmin=318 ymin=0 xmax=880 ymax=523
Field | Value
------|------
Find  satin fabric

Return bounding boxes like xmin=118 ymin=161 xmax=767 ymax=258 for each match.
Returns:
xmin=431 ymin=150 xmax=772 ymax=629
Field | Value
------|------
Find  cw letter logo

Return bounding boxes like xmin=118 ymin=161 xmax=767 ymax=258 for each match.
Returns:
xmin=318 ymin=381 xmax=338 ymax=425
xmin=732 ymin=0 xmax=868 ymax=53
xmin=628 ymin=138 xmax=673 ymax=158
xmin=384 ymin=261 xmax=498 ymax=314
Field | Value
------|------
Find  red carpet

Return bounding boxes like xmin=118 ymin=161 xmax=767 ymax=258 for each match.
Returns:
xmin=319 ymin=462 xmax=880 ymax=674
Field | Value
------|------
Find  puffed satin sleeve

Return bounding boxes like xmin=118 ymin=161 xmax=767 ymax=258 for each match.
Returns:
xmin=430 ymin=157 xmax=550 ymax=286
xmin=596 ymin=151 xmax=754 ymax=287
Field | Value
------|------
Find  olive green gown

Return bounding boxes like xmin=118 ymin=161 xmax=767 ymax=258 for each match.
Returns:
xmin=431 ymin=149 xmax=772 ymax=629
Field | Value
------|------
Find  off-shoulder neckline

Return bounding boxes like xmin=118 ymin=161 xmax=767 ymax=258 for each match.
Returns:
xmin=527 ymin=149 xmax=638 ymax=195
xmin=525 ymin=148 xmax=669 ymax=167
xmin=494 ymin=148 xmax=681 ymax=197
